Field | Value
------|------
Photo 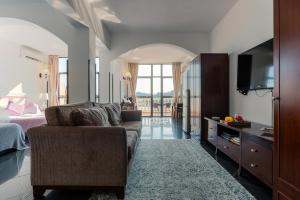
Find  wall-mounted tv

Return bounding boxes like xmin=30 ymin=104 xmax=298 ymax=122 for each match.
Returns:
xmin=237 ymin=39 xmax=274 ymax=95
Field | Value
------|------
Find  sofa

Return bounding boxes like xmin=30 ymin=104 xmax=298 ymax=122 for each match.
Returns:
xmin=27 ymin=102 xmax=142 ymax=199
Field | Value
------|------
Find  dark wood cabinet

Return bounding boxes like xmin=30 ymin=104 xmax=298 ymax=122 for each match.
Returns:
xmin=242 ymin=133 xmax=273 ymax=187
xmin=182 ymin=54 xmax=229 ymax=141
xmin=274 ymin=0 xmax=300 ymax=199
xmin=204 ymin=118 xmax=273 ymax=188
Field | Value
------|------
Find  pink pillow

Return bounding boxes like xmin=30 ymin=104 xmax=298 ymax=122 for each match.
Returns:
xmin=6 ymin=101 xmax=25 ymax=116
xmin=24 ymin=102 xmax=38 ymax=114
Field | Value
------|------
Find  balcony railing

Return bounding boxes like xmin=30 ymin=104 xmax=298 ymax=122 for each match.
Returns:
xmin=136 ymin=96 xmax=173 ymax=116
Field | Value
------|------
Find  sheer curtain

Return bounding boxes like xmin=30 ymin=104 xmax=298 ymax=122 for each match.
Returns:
xmin=48 ymin=55 xmax=59 ymax=106
xmin=172 ymin=62 xmax=182 ymax=104
xmin=128 ymin=63 xmax=139 ymax=103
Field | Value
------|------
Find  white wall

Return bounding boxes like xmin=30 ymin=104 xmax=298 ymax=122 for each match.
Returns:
xmin=210 ymin=0 xmax=273 ymax=126
xmin=0 ymin=0 xmax=90 ymax=103
xmin=0 ymin=39 xmax=45 ymax=102
xmin=89 ymin=30 xmax=96 ymax=102
xmin=110 ymin=58 xmax=128 ymax=103
xmin=99 ymin=32 xmax=210 ymax=103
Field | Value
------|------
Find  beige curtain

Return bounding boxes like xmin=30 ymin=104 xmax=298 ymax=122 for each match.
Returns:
xmin=48 ymin=55 xmax=59 ymax=106
xmin=128 ymin=63 xmax=139 ymax=103
xmin=172 ymin=62 xmax=182 ymax=104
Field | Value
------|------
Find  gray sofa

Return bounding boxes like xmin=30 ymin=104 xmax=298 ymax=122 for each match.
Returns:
xmin=27 ymin=102 xmax=142 ymax=199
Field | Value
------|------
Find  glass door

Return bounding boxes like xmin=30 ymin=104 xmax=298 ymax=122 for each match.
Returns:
xmin=162 ymin=64 xmax=174 ymax=117
xmin=136 ymin=65 xmax=152 ymax=116
xmin=136 ymin=64 xmax=174 ymax=117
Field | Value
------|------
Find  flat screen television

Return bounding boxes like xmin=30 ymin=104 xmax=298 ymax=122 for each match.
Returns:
xmin=237 ymin=39 xmax=274 ymax=94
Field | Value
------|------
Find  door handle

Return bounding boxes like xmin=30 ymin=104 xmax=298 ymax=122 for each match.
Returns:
xmin=250 ymin=163 xmax=257 ymax=168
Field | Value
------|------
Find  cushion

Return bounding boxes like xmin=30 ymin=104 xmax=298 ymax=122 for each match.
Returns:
xmin=127 ymin=131 xmax=138 ymax=161
xmin=6 ymin=100 xmax=26 ymax=116
xmin=0 ymin=98 xmax=9 ymax=109
xmin=45 ymin=106 xmax=60 ymax=126
xmin=105 ymin=103 xmax=122 ymax=126
xmin=57 ymin=102 xmax=93 ymax=126
xmin=71 ymin=107 xmax=110 ymax=126
xmin=24 ymin=102 xmax=38 ymax=114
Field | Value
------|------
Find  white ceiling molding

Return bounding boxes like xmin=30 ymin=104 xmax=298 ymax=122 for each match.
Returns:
xmin=68 ymin=1 xmax=104 ymax=41
xmin=46 ymin=0 xmax=110 ymax=49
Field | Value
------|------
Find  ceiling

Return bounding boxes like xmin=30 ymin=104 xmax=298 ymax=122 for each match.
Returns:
xmin=89 ymin=0 xmax=238 ymax=33
xmin=0 ymin=18 xmax=68 ymax=56
xmin=120 ymin=44 xmax=196 ymax=64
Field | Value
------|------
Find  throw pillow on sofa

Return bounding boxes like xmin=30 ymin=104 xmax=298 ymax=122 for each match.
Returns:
xmin=71 ymin=107 xmax=110 ymax=126
xmin=56 ymin=102 xmax=93 ymax=126
xmin=104 ymin=103 xmax=122 ymax=126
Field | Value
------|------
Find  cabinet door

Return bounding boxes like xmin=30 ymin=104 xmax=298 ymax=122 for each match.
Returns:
xmin=207 ymin=120 xmax=217 ymax=145
xmin=274 ymin=0 xmax=300 ymax=199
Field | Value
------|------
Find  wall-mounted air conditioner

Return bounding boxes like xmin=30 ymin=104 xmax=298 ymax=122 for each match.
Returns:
xmin=20 ymin=45 xmax=48 ymax=64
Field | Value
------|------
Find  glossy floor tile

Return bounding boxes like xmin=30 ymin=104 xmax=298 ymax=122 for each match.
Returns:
xmin=0 ymin=117 xmax=271 ymax=200
xmin=140 ymin=117 xmax=189 ymax=139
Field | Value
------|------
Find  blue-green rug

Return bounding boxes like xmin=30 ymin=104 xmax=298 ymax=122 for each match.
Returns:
xmin=91 ymin=140 xmax=255 ymax=200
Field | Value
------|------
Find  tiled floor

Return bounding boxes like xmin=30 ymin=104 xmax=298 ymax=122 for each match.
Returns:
xmin=0 ymin=117 xmax=271 ymax=200
xmin=140 ymin=117 xmax=189 ymax=139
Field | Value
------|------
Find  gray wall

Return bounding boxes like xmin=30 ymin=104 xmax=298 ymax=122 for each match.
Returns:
xmin=0 ymin=0 xmax=90 ymax=103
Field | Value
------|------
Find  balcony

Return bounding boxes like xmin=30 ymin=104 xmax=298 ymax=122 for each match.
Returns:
xmin=136 ymin=96 xmax=173 ymax=117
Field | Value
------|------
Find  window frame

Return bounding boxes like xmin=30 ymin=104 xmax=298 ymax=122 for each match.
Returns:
xmin=95 ymin=57 xmax=100 ymax=103
xmin=136 ymin=64 xmax=173 ymax=117
xmin=58 ymin=57 xmax=69 ymax=105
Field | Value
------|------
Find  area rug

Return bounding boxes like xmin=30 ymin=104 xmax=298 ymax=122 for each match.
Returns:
xmin=90 ymin=140 xmax=255 ymax=200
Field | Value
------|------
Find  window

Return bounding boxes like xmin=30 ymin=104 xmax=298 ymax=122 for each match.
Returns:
xmin=136 ymin=64 xmax=174 ymax=116
xmin=58 ymin=57 xmax=68 ymax=105
xmin=95 ymin=57 xmax=100 ymax=103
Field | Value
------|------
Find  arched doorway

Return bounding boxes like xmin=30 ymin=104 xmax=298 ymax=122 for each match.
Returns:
xmin=116 ymin=43 xmax=196 ymax=117
xmin=0 ymin=18 xmax=68 ymax=108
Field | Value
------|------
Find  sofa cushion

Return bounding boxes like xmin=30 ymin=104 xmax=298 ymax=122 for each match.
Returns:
xmin=71 ymin=107 xmax=110 ymax=126
xmin=104 ymin=103 xmax=122 ymax=126
xmin=127 ymin=131 xmax=138 ymax=161
xmin=45 ymin=106 xmax=60 ymax=126
xmin=121 ymin=121 xmax=142 ymax=137
xmin=45 ymin=102 xmax=93 ymax=126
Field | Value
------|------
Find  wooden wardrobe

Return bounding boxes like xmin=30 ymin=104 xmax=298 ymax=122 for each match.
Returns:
xmin=273 ymin=0 xmax=300 ymax=199
xmin=182 ymin=54 xmax=229 ymax=141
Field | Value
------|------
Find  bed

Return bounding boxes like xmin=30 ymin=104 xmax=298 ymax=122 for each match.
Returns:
xmin=1 ymin=114 xmax=46 ymax=133
xmin=0 ymin=123 xmax=28 ymax=152
xmin=0 ymin=96 xmax=46 ymax=133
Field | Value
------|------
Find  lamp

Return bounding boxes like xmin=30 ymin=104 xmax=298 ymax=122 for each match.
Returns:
xmin=123 ymin=72 xmax=132 ymax=99
xmin=123 ymin=72 xmax=132 ymax=80
xmin=39 ymin=68 xmax=49 ymax=79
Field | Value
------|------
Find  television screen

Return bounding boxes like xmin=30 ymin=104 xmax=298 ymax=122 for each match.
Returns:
xmin=237 ymin=39 xmax=274 ymax=94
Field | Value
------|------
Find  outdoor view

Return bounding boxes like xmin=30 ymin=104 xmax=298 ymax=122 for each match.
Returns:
xmin=136 ymin=64 xmax=174 ymax=116
xmin=58 ymin=57 xmax=68 ymax=105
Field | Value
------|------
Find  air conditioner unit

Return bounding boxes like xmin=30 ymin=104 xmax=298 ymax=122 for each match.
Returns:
xmin=20 ymin=45 xmax=47 ymax=64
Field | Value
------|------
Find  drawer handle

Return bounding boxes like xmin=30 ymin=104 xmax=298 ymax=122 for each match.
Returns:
xmin=250 ymin=148 xmax=257 ymax=152
xmin=250 ymin=163 xmax=257 ymax=168
xmin=223 ymin=146 xmax=228 ymax=149
xmin=209 ymin=127 xmax=214 ymax=130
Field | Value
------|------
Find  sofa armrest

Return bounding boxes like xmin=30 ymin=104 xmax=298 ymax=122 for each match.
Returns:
xmin=27 ymin=126 xmax=128 ymax=187
xmin=121 ymin=110 xmax=142 ymax=122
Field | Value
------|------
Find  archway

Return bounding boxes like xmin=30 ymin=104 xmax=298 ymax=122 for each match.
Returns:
xmin=110 ymin=43 xmax=196 ymax=116
xmin=0 ymin=17 xmax=68 ymax=109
